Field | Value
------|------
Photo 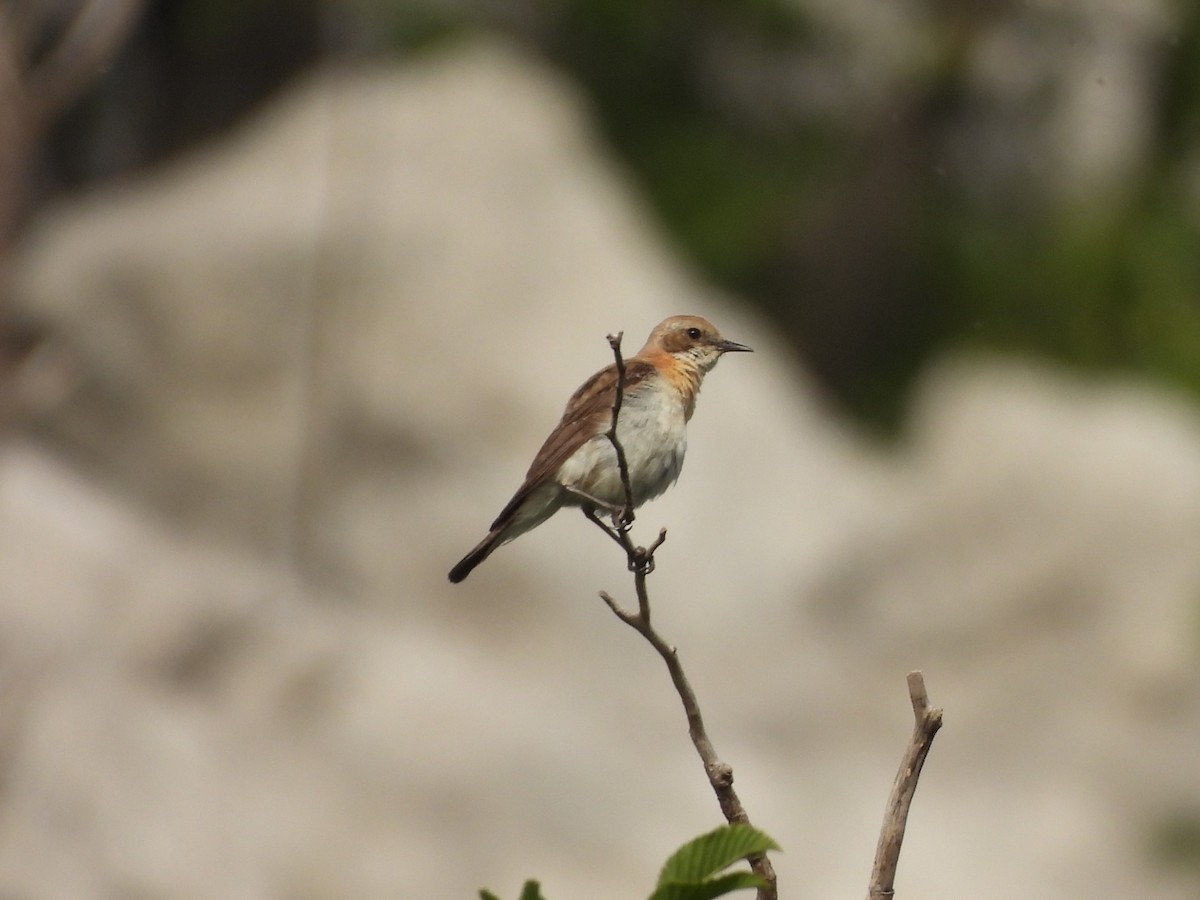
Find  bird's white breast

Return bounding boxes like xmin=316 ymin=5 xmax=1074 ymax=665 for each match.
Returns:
xmin=556 ymin=377 xmax=688 ymax=508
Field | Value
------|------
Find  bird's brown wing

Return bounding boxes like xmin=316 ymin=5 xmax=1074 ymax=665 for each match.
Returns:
xmin=488 ymin=359 xmax=656 ymax=531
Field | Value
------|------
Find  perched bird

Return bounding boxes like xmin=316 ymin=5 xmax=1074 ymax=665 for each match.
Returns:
xmin=448 ymin=315 xmax=751 ymax=583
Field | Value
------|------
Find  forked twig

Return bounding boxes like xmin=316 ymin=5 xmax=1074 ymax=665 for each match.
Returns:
xmin=867 ymin=671 xmax=944 ymax=900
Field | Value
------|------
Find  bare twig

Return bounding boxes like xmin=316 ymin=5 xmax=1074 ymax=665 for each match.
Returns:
xmin=867 ymin=671 xmax=944 ymax=900
xmin=604 ymin=332 xmax=635 ymax=528
xmin=587 ymin=331 xmax=777 ymax=900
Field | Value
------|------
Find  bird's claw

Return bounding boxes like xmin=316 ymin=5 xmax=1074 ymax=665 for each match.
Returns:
xmin=614 ymin=505 xmax=635 ymax=532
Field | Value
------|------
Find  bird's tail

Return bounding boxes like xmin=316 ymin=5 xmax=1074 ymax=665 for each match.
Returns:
xmin=448 ymin=529 xmax=504 ymax=583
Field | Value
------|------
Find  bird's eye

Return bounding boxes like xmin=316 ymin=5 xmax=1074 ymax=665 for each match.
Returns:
xmin=686 ymin=327 xmax=702 ymax=339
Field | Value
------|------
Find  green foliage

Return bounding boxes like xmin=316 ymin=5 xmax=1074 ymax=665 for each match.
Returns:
xmin=648 ymin=872 xmax=767 ymax=900
xmin=656 ymin=824 xmax=779 ymax=886
xmin=933 ymin=185 xmax=1200 ymax=399
xmin=480 ymin=824 xmax=778 ymax=900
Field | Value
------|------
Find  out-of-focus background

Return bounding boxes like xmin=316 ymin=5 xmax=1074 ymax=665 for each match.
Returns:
xmin=2 ymin=1 xmax=1200 ymax=898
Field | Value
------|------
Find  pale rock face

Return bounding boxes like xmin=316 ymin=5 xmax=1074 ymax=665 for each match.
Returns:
xmin=4 ymin=37 xmax=1200 ymax=900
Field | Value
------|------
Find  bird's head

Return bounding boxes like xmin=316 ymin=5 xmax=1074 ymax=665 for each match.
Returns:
xmin=641 ymin=315 xmax=753 ymax=372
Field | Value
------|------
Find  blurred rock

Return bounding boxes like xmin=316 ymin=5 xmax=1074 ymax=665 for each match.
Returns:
xmin=4 ymin=36 xmax=1200 ymax=900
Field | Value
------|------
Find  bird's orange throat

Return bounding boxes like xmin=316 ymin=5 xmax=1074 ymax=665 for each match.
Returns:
xmin=649 ymin=353 xmax=702 ymax=421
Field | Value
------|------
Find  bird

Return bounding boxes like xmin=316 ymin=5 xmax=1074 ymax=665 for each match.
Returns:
xmin=448 ymin=314 xmax=751 ymax=583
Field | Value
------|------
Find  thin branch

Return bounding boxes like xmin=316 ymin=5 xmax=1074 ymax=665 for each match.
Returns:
xmin=604 ymin=331 xmax=635 ymax=527
xmin=587 ymin=331 xmax=777 ymax=900
xmin=867 ymin=671 xmax=944 ymax=900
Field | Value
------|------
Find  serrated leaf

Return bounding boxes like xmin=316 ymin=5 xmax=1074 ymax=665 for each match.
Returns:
xmin=648 ymin=871 xmax=769 ymax=900
xmin=657 ymin=824 xmax=780 ymax=886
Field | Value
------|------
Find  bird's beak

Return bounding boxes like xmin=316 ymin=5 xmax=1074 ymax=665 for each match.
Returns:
xmin=717 ymin=339 xmax=753 ymax=353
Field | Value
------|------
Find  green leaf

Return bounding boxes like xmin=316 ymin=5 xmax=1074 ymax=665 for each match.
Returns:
xmin=478 ymin=880 xmax=546 ymax=900
xmin=657 ymin=824 xmax=779 ymax=886
xmin=648 ymin=871 xmax=768 ymax=900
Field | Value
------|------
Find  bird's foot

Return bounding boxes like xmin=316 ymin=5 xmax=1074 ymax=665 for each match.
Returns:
xmin=630 ymin=529 xmax=667 ymax=574
xmin=615 ymin=504 xmax=635 ymax=532
xmin=629 ymin=547 xmax=655 ymax=575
